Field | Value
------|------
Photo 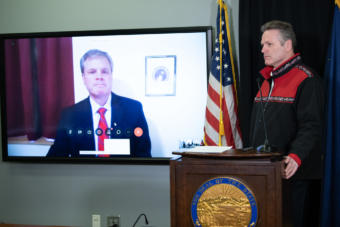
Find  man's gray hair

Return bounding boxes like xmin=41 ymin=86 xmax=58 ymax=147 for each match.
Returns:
xmin=80 ymin=49 xmax=113 ymax=74
xmin=261 ymin=20 xmax=297 ymax=51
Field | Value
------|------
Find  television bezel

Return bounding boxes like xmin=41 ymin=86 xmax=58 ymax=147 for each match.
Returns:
xmin=0 ymin=26 xmax=213 ymax=164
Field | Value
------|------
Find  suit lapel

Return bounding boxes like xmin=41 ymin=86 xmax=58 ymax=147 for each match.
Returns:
xmin=78 ymin=98 xmax=95 ymax=149
xmin=110 ymin=93 xmax=123 ymax=127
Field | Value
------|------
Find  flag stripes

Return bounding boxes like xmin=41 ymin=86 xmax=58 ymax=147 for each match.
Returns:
xmin=204 ymin=0 xmax=242 ymax=148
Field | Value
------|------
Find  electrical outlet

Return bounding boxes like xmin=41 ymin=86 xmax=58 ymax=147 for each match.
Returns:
xmin=92 ymin=214 xmax=101 ymax=227
xmin=107 ymin=215 xmax=120 ymax=227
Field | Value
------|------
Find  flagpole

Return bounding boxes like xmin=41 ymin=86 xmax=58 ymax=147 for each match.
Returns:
xmin=223 ymin=2 xmax=239 ymax=106
xmin=218 ymin=0 xmax=224 ymax=146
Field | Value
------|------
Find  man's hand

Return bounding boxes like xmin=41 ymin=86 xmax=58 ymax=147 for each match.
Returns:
xmin=281 ymin=156 xmax=299 ymax=179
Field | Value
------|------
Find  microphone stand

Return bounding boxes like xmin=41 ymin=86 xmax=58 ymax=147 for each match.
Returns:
xmin=256 ymin=78 xmax=272 ymax=153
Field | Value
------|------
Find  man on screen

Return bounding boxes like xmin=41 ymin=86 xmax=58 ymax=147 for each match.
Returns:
xmin=47 ymin=49 xmax=151 ymax=157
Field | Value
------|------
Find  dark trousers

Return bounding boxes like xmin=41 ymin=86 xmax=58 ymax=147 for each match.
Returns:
xmin=283 ymin=179 xmax=321 ymax=227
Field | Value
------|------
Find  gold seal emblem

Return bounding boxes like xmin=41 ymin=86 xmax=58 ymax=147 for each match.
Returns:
xmin=191 ymin=177 xmax=257 ymax=227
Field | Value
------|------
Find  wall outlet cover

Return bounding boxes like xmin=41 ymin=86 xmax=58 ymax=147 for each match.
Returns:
xmin=107 ymin=215 xmax=120 ymax=227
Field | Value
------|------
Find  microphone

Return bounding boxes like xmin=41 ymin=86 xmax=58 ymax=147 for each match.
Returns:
xmin=256 ymin=78 xmax=272 ymax=153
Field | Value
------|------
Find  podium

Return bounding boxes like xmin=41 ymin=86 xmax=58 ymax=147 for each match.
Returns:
xmin=170 ymin=149 xmax=283 ymax=227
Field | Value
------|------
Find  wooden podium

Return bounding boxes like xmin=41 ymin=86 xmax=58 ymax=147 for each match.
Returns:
xmin=170 ymin=149 xmax=283 ymax=227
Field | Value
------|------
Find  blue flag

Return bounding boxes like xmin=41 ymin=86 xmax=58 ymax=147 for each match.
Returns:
xmin=321 ymin=3 xmax=340 ymax=227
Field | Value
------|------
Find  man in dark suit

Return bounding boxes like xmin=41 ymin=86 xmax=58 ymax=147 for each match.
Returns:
xmin=47 ymin=49 xmax=151 ymax=157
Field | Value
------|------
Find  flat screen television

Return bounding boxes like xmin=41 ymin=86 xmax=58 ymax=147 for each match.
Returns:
xmin=0 ymin=26 xmax=212 ymax=164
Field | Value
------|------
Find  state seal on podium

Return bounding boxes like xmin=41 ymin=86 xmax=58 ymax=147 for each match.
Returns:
xmin=191 ymin=177 xmax=258 ymax=227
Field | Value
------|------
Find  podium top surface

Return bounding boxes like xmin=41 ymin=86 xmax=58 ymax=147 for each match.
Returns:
xmin=172 ymin=148 xmax=283 ymax=160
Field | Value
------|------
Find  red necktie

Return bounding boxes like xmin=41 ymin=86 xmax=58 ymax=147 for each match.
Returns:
xmin=97 ymin=107 xmax=109 ymax=156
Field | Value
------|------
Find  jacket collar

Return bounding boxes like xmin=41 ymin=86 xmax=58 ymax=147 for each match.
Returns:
xmin=260 ymin=53 xmax=302 ymax=80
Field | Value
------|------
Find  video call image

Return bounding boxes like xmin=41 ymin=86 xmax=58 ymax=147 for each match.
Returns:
xmin=5 ymin=31 xmax=209 ymax=158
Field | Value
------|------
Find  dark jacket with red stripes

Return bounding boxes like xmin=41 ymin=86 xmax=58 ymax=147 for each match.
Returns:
xmin=249 ymin=54 xmax=324 ymax=179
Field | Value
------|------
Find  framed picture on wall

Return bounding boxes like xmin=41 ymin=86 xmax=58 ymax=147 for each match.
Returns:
xmin=145 ymin=55 xmax=177 ymax=96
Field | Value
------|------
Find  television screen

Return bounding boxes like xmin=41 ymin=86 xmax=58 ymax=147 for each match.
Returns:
xmin=0 ymin=26 xmax=212 ymax=163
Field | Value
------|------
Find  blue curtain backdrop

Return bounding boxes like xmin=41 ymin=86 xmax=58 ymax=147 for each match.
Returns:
xmin=321 ymin=3 xmax=340 ymax=227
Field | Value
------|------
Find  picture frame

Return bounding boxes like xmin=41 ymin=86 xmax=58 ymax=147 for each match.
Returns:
xmin=145 ymin=55 xmax=177 ymax=96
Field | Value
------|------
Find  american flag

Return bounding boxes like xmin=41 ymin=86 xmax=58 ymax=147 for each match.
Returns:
xmin=204 ymin=0 xmax=243 ymax=148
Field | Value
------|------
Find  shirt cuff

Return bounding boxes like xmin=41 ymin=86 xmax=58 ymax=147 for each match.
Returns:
xmin=288 ymin=153 xmax=301 ymax=166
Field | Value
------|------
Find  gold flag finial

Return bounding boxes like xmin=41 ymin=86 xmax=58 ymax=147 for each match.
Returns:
xmin=336 ymin=0 xmax=340 ymax=9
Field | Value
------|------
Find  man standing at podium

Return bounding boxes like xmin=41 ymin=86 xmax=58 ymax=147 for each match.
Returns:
xmin=249 ymin=20 xmax=324 ymax=227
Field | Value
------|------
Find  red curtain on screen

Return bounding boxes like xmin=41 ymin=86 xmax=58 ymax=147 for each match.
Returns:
xmin=5 ymin=39 xmax=34 ymax=138
xmin=5 ymin=37 xmax=75 ymax=140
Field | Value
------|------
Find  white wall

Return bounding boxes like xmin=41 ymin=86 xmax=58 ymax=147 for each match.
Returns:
xmin=0 ymin=0 xmax=239 ymax=226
